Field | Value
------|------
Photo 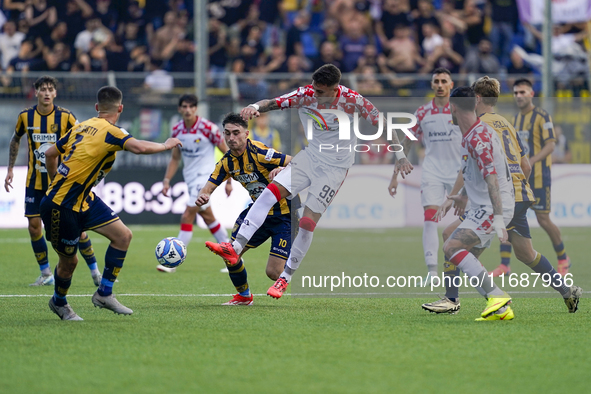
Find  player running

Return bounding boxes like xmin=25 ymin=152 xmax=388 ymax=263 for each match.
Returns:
xmin=388 ymin=68 xmax=462 ymax=286
xmin=423 ymin=78 xmax=581 ymax=315
xmin=435 ymin=86 xmax=516 ymax=321
xmin=160 ymin=94 xmax=232 ymax=273
xmin=205 ymin=64 xmax=414 ymax=299
xmin=511 ymin=78 xmax=571 ymax=275
xmin=196 ymin=113 xmax=292 ymax=305
xmin=40 ymin=86 xmax=181 ymax=320
xmin=4 ymin=75 xmax=101 ymax=287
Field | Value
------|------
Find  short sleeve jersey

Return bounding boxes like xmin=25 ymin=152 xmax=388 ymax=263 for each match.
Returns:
xmin=46 ymin=117 xmax=133 ymax=212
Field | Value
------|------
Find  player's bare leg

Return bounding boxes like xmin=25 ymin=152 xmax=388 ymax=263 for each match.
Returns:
xmin=266 ymin=255 xmax=287 ymax=281
xmin=268 ymin=207 xmax=321 ymax=299
xmin=535 ymin=211 xmax=570 ymax=275
xmin=90 ymin=221 xmax=133 ymax=315
xmin=28 ymin=217 xmax=54 ymax=286
xmin=421 ymin=205 xmax=440 ymax=286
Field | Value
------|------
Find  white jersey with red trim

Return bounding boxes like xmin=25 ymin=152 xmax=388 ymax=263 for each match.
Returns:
xmin=411 ymin=100 xmax=462 ymax=183
xmin=171 ymin=117 xmax=223 ymax=186
xmin=460 ymin=120 xmax=514 ymax=208
xmin=275 ymin=84 xmax=380 ymax=168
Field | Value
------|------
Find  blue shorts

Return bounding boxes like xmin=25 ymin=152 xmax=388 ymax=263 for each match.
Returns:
xmin=39 ymin=196 xmax=119 ymax=257
xmin=24 ymin=187 xmax=46 ymax=217
xmin=231 ymin=208 xmax=291 ymax=261
xmin=531 ymin=186 xmax=551 ymax=212
xmin=507 ymin=201 xmax=532 ymax=238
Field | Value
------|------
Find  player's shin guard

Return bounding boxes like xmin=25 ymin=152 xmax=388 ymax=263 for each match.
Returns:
xmin=79 ymin=234 xmax=98 ymax=272
xmin=281 ymin=217 xmax=316 ymax=283
xmin=31 ymin=233 xmax=50 ymax=274
xmin=98 ymin=246 xmax=126 ymax=297
xmin=233 ymin=185 xmax=281 ymax=254
xmin=53 ymin=268 xmax=71 ymax=307
xmin=178 ymin=223 xmax=193 ymax=247
xmin=500 ymin=243 xmax=512 ymax=266
xmin=443 ymin=259 xmax=460 ymax=301
xmin=450 ymin=249 xmax=504 ymax=297
xmin=423 ymin=209 xmax=439 ymax=275
xmin=208 ymin=220 xmax=228 ymax=244
xmin=226 ymin=258 xmax=249 ymax=296
xmin=526 ymin=252 xmax=570 ymax=296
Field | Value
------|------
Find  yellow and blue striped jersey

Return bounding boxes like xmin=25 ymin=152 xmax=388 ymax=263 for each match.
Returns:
xmin=14 ymin=105 xmax=78 ymax=191
xmin=46 ymin=117 xmax=134 ymax=212
xmin=479 ymin=112 xmax=535 ymax=203
xmin=208 ymin=139 xmax=289 ymax=216
xmin=513 ymin=106 xmax=555 ymax=189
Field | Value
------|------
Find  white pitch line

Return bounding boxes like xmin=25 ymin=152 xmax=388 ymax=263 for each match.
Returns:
xmin=0 ymin=290 xmax=560 ymax=298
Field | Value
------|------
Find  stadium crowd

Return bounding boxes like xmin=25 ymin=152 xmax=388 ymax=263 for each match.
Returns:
xmin=0 ymin=0 xmax=588 ymax=91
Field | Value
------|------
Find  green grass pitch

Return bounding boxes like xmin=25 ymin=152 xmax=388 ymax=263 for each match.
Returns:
xmin=1 ymin=226 xmax=589 ymax=393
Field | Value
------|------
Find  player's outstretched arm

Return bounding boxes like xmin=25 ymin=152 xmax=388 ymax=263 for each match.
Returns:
xmin=484 ymin=174 xmax=508 ymax=242
xmin=196 ymin=182 xmax=217 ymax=206
xmin=4 ymin=133 xmax=21 ymax=192
xmin=162 ymin=146 xmax=181 ymax=197
xmin=125 ymin=137 xmax=182 ymax=155
xmin=240 ymin=99 xmax=280 ymax=120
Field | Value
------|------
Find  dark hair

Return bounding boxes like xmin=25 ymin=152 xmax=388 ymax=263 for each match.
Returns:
xmin=34 ymin=75 xmax=58 ymax=90
xmin=312 ymin=64 xmax=341 ymax=87
xmin=97 ymin=86 xmax=123 ymax=110
xmin=450 ymin=86 xmax=476 ymax=112
xmin=178 ymin=94 xmax=198 ymax=107
xmin=222 ymin=112 xmax=247 ymax=129
xmin=513 ymin=78 xmax=533 ymax=89
xmin=432 ymin=67 xmax=452 ymax=77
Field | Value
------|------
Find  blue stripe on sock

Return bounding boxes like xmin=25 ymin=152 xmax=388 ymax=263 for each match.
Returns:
xmin=40 ymin=263 xmax=50 ymax=271
xmin=239 ymin=289 xmax=251 ymax=297
xmin=87 ymin=263 xmax=98 ymax=271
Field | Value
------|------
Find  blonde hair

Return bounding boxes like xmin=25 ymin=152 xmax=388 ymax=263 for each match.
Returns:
xmin=471 ymin=76 xmax=500 ymax=106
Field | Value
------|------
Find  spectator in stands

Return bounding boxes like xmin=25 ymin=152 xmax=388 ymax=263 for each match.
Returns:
xmin=376 ymin=0 xmax=412 ymax=46
xmin=355 ymin=44 xmax=381 ymax=71
xmin=168 ymin=38 xmax=195 ymax=72
xmin=208 ymin=18 xmax=228 ymax=87
xmin=320 ymin=17 xmax=340 ymax=46
xmin=5 ymin=40 xmax=43 ymax=72
xmin=53 ymin=42 xmax=73 ymax=72
xmin=61 ymin=0 xmax=93 ymax=46
xmin=121 ymin=22 xmax=145 ymax=53
xmin=96 ymin=0 xmax=119 ymax=33
xmin=339 ymin=18 xmax=369 ymax=72
xmin=385 ymin=25 xmax=424 ymax=73
xmin=356 ymin=65 xmax=384 ymax=96
xmin=249 ymin=113 xmax=282 ymax=151
xmin=489 ymin=0 xmax=519 ymax=67
xmin=41 ymin=21 xmax=68 ymax=50
xmin=278 ymin=55 xmax=306 ymax=91
xmin=262 ymin=44 xmax=287 ymax=73
xmin=507 ymin=47 xmax=534 ymax=76
xmin=285 ymin=10 xmax=316 ymax=59
xmin=313 ymin=41 xmax=342 ymax=71
xmin=24 ymin=0 xmax=57 ymax=40
xmin=127 ymin=45 xmax=150 ymax=72
xmin=105 ymin=39 xmax=129 ymax=72
xmin=74 ymin=15 xmax=113 ymax=56
xmin=413 ymin=0 xmax=440 ymax=46
xmin=3 ymin=0 xmax=28 ymax=21
xmin=144 ymin=59 xmax=174 ymax=93
xmin=78 ymin=46 xmax=108 ymax=72
xmin=240 ymin=25 xmax=265 ymax=71
xmin=233 ymin=58 xmax=268 ymax=101
xmin=120 ymin=1 xmax=148 ymax=42
xmin=151 ymin=11 xmax=184 ymax=61
xmin=421 ymin=36 xmax=464 ymax=74
xmin=460 ymin=0 xmax=485 ymax=52
xmin=0 ymin=20 xmax=25 ymax=70
xmin=462 ymin=38 xmax=500 ymax=74
xmin=421 ymin=22 xmax=443 ymax=58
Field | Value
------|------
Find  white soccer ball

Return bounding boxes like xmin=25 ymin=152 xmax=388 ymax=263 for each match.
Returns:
xmin=155 ymin=237 xmax=187 ymax=268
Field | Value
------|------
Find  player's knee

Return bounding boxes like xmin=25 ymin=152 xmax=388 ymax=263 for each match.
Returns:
xmin=514 ymin=247 xmax=535 ymax=264
xmin=266 ymin=265 xmax=281 ymax=281
xmin=28 ymin=222 xmax=42 ymax=237
xmin=59 ymin=255 xmax=78 ymax=275
xmin=119 ymin=227 xmax=133 ymax=247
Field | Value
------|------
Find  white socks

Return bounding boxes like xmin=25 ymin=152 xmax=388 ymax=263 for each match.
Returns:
xmin=423 ymin=220 xmax=439 ymax=275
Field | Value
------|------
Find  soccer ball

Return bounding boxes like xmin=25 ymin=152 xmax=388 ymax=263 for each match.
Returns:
xmin=155 ymin=237 xmax=187 ymax=268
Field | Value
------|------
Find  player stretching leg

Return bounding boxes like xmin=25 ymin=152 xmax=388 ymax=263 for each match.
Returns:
xmin=41 ymin=86 xmax=182 ymax=320
xmin=198 ymin=113 xmax=292 ymax=305
xmin=206 ymin=64 xmax=413 ymax=299
xmin=4 ymin=76 xmax=101 ymax=286
xmin=388 ymin=68 xmax=462 ymax=286
xmin=160 ymin=94 xmax=232 ymax=273
xmin=438 ymin=86 xmax=515 ymax=321
xmin=511 ymin=79 xmax=571 ymax=276
xmin=423 ymin=78 xmax=581 ymax=314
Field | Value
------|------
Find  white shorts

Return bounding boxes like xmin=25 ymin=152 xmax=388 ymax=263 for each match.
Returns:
xmin=458 ymin=205 xmax=514 ymax=248
xmin=273 ymin=150 xmax=348 ymax=214
xmin=186 ymin=175 xmax=210 ymax=210
xmin=420 ymin=178 xmax=455 ymax=207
